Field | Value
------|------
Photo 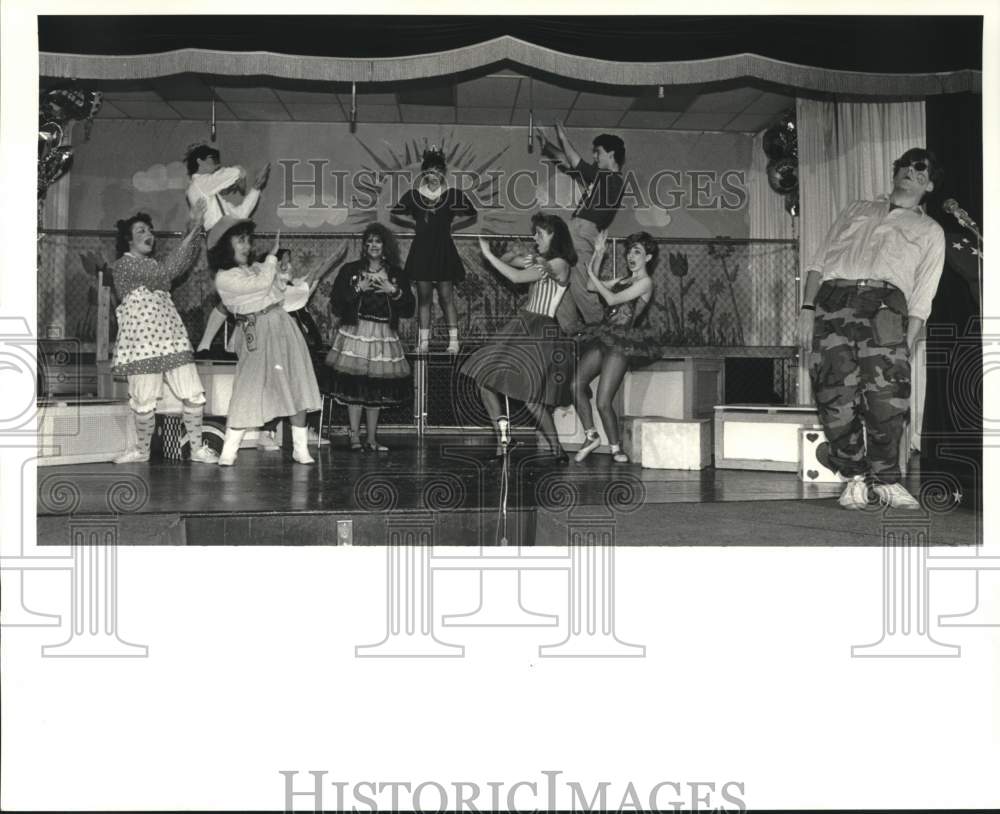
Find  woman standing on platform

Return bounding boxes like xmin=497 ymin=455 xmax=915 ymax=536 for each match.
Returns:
xmin=460 ymin=213 xmax=576 ymax=462
xmin=325 ymin=223 xmax=415 ymax=452
xmin=390 ymin=147 xmax=476 ymax=355
xmin=110 ymin=200 xmax=219 ymax=465
xmin=208 ymin=216 xmax=321 ymax=466
xmin=572 ymin=231 xmax=658 ymax=464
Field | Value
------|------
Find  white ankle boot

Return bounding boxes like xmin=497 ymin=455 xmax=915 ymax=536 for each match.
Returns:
xmin=291 ymin=424 xmax=314 ymax=464
xmin=446 ymin=328 xmax=459 ymax=354
xmin=217 ymin=428 xmax=245 ymax=466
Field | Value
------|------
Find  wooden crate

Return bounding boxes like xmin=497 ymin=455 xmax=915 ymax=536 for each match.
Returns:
xmin=37 ymin=400 xmax=136 ymax=466
xmin=623 ymin=357 xmax=725 ymax=420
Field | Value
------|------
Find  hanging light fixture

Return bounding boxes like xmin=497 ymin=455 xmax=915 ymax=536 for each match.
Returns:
xmin=210 ymin=97 xmax=217 ymax=142
xmin=350 ymin=81 xmax=357 ymax=133
xmin=527 ymin=78 xmax=534 ymax=154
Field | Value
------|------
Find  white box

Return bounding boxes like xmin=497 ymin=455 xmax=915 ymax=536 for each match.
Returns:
xmin=641 ymin=418 xmax=712 ymax=470
xmin=622 ymin=416 xmax=673 ymax=465
xmin=714 ymin=404 xmax=820 ymax=472
xmin=799 ymin=426 xmax=842 ymax=483
xmin=37 ymin=400 xmax=136 ymax=466
xmin=624 ymin=357 xmax=725 ymax=419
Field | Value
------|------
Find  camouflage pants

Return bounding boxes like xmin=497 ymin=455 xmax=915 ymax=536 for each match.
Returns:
xmin=809 ymin=281 xmax=910 ymax=484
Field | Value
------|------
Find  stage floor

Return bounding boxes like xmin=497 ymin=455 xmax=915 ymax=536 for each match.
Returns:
xmin=36 ymin=435 xmax=978 ymax=547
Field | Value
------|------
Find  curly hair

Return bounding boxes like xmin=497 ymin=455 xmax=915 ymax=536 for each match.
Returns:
xmin=624 ymin=231 xmax=659 ymax=273
xmin=115 ymin=212 xmax=154 ymax=258
xmin=593 ymin=134 xmax=626 ymax=167
xmin=361 ymin=222 xmax=401 ymax=269
xmin=207 ymin=220 xmax=256 ymax=271
xmin=530 ymin=212 xmax=578 ymax=267
xmin=185 ymin=143 xmax=221 ymax=176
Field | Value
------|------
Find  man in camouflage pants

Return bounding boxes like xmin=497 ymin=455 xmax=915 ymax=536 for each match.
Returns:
xmin=798 ymin=148 xmax=945 ymax=509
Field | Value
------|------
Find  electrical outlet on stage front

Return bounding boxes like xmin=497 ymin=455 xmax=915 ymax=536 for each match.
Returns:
xmin=337 ymin=520 xmax=353 ymax=546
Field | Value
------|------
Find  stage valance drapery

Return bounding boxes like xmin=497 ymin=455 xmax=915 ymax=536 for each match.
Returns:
xmin=40 ymin=36 xmax=980 ymax=96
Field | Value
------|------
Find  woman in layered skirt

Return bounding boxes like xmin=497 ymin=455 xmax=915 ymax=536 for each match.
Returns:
xmin=208 ymin=216 xmax=321 ymax=465
xmin=461 ymin=213 xmax=577 ymax=462
xmin=325 ymin=223 xmax=415 ymax=452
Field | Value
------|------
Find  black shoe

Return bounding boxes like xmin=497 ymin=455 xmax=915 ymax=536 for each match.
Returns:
xmin=552 ymin=449 xmax=569 ymax=465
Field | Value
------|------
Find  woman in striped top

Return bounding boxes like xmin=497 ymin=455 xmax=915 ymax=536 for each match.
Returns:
xmin=460 ymin=213 xmax=577 ymax=462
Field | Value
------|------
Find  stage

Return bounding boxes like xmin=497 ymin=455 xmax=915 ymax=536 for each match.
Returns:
xmin=36 ymin=435 xmax=978 ymax=547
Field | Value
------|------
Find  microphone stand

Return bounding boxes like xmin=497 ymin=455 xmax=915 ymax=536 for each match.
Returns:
xmin=957 ymin=216 xmax=984 ymax=311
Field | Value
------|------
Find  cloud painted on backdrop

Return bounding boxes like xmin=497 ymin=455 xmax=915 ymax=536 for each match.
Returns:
xmin=277 ymin=189 xmax=349 ymax=228
xmin=635 ymin=206 xmax=672 ymax=229
xmin=132 ymin=161 xmax=188 ymax=192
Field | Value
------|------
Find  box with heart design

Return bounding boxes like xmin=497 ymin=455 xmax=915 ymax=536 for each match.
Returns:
xmin=799 ymin=426 xmax=843 ymax=483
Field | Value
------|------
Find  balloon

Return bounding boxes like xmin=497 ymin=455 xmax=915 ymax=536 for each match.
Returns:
xmin=784 ymin=190 xmax=800 ymax=217
xmin=762 ymin=125 xmax=795 ymax=160
xmin=767 ymin=156 xmax=799 ymax=195
xmin=38 ymin=145 xmax=73 ymax=190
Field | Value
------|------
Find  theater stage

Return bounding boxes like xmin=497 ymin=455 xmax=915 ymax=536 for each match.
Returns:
xmin=36 ymin=435 xmax=978 ymax=547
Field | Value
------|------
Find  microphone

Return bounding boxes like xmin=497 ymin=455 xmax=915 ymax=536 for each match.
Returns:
xmin=943 ymin=198 xmax=977 ymax=227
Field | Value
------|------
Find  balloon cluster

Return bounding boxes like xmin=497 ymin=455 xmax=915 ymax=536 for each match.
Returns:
xmin=38 ymin=88 xmax=103 ymax=201
xmin=763 ymin=111 xmax=799 ymax=217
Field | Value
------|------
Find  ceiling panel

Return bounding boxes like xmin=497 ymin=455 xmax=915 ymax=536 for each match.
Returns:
xmin=742 ymin=91 xmax=795 ymax=115
xmin=566 ymin=109 xmax=628 ymax=127
xmin=110 ymin=101 xmax=181 ymax=119
xmin=687 ymin=87 xmax=762 ymax=113
xmin=225 ymin=101 xmax=291 ymax=120
xmin=725 ymin=112 xmax=780 ymax=133
xmin=526 ymin=109 xmax=573 ymax=129
xmin=168 ymin=100 xmax=239 ymax=120
xmin=631 ymin=87 xmax=701 ymax=112
xmin=149 ymin=74 xmax=214 ymax=101
xmin=211 ymin=85 xmax=280 ymax=103
xmin=617 ymin=110 xmax=683 ymax=129
xmin=95 ymin=100 xmax=127 ymax=118
xmin=574 ymin=91 xmax=634 ymax=111
xmin=457 ymin=107 xmax=514 ymax=125
xmin=100 ymin=88 xmax=162 ymax=102
xmin=456 ymin=76 xmax=519 ymax=108
xmin=668 ymin=112 xmax=735 ymax=131
xmin=354 ymin=104 xmax=400 ymax=123
xmin=337 ymin=91 xmax=398 ymax=106
xmin=284 ymin=103 xmax=348 ymax=122
xmin=513 ymin=80 xmax=577 ymax=109
xmin=275 ymin=88 xmax=341 ymax=105
xmin=400 ymin=104 xmax=456 ymax=124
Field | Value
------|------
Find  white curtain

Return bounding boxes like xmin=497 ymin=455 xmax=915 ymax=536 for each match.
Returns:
xmin=795 ymin=99 xmax=927 ymax=452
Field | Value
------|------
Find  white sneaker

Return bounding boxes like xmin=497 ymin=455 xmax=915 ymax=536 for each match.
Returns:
xmin=574 ymin=432 xmax=601 ymax=463
xmin=838 ymin=475 xmax=870 ymax=510
xmin=872 ymin=482 xmax=921 ymax=510
xmin=257 ymin=431 xmax=281 ymax=451
xmin=446 ymin=340 xmax=460 ymax=354
xmin=416 ymin=339 xmax=430 ymax=354
xmin=113 ymin=446 xmax=149 ymax=464
xmin=190 ymin=445 xmax=220 ymax=464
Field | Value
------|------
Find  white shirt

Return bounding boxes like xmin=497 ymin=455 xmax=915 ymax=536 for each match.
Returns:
xmin=186 ymin=166 xmax=261 ymax=230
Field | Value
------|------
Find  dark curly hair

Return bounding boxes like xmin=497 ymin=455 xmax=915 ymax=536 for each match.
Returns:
xmin=207 ymin=220 xmax=256 ymax=271
xmin=361 ymin=222 xmax=401 ymax=269
xmin=185 ymin=143 xmax=221 ymax=176
xmin=624 ymin=231 xmax=659 ymax=273
xmin=530 ymin=212 xmax=578 ymax=267
xmin=892 ymin=147 xmax=944 ymax=189
xmin=115 ymin=212 xmax=154 ymax=258
xmin=593 ymin=134 xmax=626 ymax=167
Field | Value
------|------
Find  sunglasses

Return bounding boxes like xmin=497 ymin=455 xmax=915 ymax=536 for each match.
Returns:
xmin=898 ymin=160 xmax=929 ymax=172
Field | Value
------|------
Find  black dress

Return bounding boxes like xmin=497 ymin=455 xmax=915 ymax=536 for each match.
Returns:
xmin=391 ymin=187 xmax=476 ymax=283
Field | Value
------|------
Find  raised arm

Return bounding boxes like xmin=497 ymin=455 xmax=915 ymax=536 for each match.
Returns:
xmin=554 ymin=121 xmax=582 ymax=169
xmin=163 ymin=199 xmax=207 ymax=279
xmin=478 ymin=238 xmax=545 ymax=285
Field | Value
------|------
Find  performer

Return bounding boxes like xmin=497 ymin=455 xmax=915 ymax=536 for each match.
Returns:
xmin=536 ymin=123 xmax=626 ymax=332
xmin=798 ymin=148 xmax=946 ymax=510
xmin=187 ymin=141 xmax=271 ymax=352
xmin=110 ymin=200 xmax=218 ymax=464
xmin=572 ymin=231 xmax=658 ymax=464
xmin=325 ymin=223 xmax=415 ymax=452
xmin=208 ymin=217 xmax=321 ymax=466
xmin=390 ymin=147 xmax=476 ymax=354
xmin=461 ymin=213 xmax=576 ymax=462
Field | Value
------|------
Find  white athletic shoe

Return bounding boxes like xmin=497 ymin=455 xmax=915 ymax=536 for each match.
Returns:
xmin=113 ymin=446 xmax=150 ymax=464
xmin=872 ymin=482 xmax=921 ymax=510
xmin=838 ymin=475 xmax=870 ymax=510
xmin=190 ymin=445 xmax=220 ymax=464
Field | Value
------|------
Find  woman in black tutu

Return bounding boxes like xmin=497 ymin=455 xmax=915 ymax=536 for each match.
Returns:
xmin=326 ymin=223 xmax=415 ymax=452
xmin=572 ymin=231 xmax=658 ymax=464
xmin=461 ymin=213 xmax=577 ymax=462
xmin=390 ymin=147 xmax=476 ymax=354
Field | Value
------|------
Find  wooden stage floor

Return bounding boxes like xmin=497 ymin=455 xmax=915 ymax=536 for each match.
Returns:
xmin=36 ymin=435 xmax=979 ymax=547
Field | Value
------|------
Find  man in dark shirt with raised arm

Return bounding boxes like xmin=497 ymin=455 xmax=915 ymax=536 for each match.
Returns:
xmin=538 ymin=123 xmax=626 ymax=332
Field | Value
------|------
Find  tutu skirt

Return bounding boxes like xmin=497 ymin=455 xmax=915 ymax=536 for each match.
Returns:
xmin=227 ymin=307 xmax=321 ymax=428
xmin=325 ymin=319 xmax=412 ymax=407
xmin=460 ymin=311 xmax=573 ymax=407
xmin=577 ymin=323 xmax=663 ymax=369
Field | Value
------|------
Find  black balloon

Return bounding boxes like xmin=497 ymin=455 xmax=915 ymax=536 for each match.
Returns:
xmin=784 ymin=190 xmax=800 ymax=217
xmin=767 ymin=157 xmax=799 ymax=194
xmin=762 ymin=125 xmax=795 ymax=160
xmin=39 ymin=145 xmax=74 ymax=190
